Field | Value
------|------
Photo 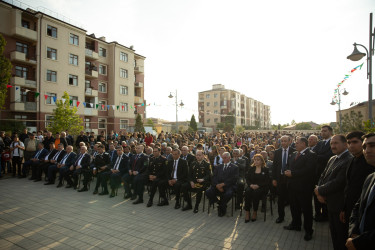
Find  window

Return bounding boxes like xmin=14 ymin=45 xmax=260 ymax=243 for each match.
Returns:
xmin=206 ymin=94 xmax=210 ymax=98
xmin=69 ymin=74 xmax=78 ymax=86
xmin=98 ymin=118 xmax=106 ymax=129
xmin=120 ymin=52 xmax=128 ymax=62
xmin=214 ymin=110 xmax=218 ymax=114
xmin=47 ymin=25 xmax=57 ymax=38
xmin=84 ymin=118 xmax=90 ymax=129
xmin=99 ymin=65 xmax=107 ymax=75
xmin=47 ymin=47 xmax=57 ymax=60
xmin=120 ymin=102 xmax=128 ymax=112
xmin=99 ymin=83 xmax=107 ymax=93
xmin=99 ymin=47 xmax=106 ymax=57
xmin=120 ymin=68 xmax=128 ymax=78
xmin=120 ymin=119 xmax=129 ymax=129
xmin=85 ymin=80 xmax=91 ymax=89
xmin=214 ymin=118 xmax=218 ymax=122
xmin=214 ymin=93 xmax=218 ymax=98
xmin=120 ymin=85 xmax=128 ymax=95
xmin=16 ymin=42 xmax=28 ymax=54
xmin=46 ymin=70 xmax=57 ymax=82
xmin=45 ymin=115 xmax=54 ymax=127
xmin=69 ymin=96 xmax=78 ymax=106
xmin=69 ymin=33 xmax=79 ymax=45
xmin=46 ymin=92 xmax=56 ymax=105
xmin=214 ymin=102 xmax=218 ymax=107
xmin=98 ymin=100 xmax=106 ymax=111
xmin=15 ymin=66 xmax=28 ymax=78
xmin=69 ymin=54 xmax=78 ymax=65
xmin=206 ymin=102 xmax=210 ymax=107
xmin=22 ymin=20 xmax=30 ymax=29
xmin=206 ymin=119 xmax=210 ymax=123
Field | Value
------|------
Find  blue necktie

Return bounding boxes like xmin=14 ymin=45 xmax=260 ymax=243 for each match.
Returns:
xmin=359 ymin=182 xmax=375 ymax=233
xmin=282 ymin=149 xmax=287 ymax=172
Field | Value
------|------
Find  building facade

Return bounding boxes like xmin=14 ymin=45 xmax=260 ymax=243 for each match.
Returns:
xmin=198 ymin=84 xmax=271 ymax=130
xmin=0 ymin=1 xmax=145 ymax=134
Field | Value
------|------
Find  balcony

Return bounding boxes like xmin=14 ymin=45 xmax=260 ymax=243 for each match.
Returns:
xmin=10 ymin=102 xmax=37 ymax=112
xmin=11 ymin=26 xmax=37 ymax=41
xmin=84 ymin=108 xmax=98 ymax=116
xmin=85 ymin=48 xmax=99 ymax=60
xmin=10 ymin=51 xmax=37 ymax=65
xmin=134 ymin=65 xmax=144 ymax=73
xmin=135 ymin=82 xmax=143 ymax=88
xmin=85 ymin=69 xmax=98 ymax=79
xmin=85 ymin=88 xmax=98 ymax=97
xmin=10 ymin=76 xmax=37 ymax=89
xmin=221 ymin=105 xmax=227 ymax=109
xmin=134 ymin=96 xmax=144 ymax=104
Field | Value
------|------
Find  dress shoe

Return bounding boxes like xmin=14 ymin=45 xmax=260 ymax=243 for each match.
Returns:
xmin=110 ymin=190 xmax=115 ymax=198
xmin=44 ymin=182 xmax=54 ymax=185
xmin=193 ymin=205 xmax=199 ymax=213
xmin=33 ymin=179 xmax=41 ymax=182
xmin=65 ymin=185 xmax=73 ymax=188
xmin=29 ymin=177 xmax=35 ymax=180
xmin=251 ymin=212 xmax=257 ymax=222
xmin=283 ymin=224 xmax=301 ymax=231
xmin=157 ymin=199 xmax=169 ymax=206
xmin=147 ymin=200 xmax=153 ymax=207
xmin=304 ymin=230 xmax=313 ymax=241
xmin=99 ymin=191 xmax=109 ymax=195
xmin=182 ymin=204 xmax=192 ymax=211
xmin=218 ymin=210 xmax=226 ymax=217
xmin=93 ymin=189 xmax=98 ymax=194
xmin=133 ymin=199 xmax=143 ymax=204
xmin=245 ymin=219 xmax=250 ymax=223
xmin=56 ymin=182 xmax=63 ymax=188
xmin=174 ymin=203 xmax=181 ymax=209
xmin=130 ymin=195 xmax=137 ymax=200
xmin=78 ymin=187 xmax=88 ymax=192
xmin=275 ymin=217 xmax=284 ymax=224
xmin=124 ymin=193 xmax=131 ymax=199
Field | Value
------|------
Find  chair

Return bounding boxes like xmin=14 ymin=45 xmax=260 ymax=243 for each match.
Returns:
xmin=207 ymin=192 xmax=236 ymax=217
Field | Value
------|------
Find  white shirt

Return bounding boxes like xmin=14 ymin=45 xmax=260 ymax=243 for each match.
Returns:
xmin=77 ymin=153 xmax=86 ymax=166
xmin=114 ymin=154 xmax=123 ymax=170
xmin=173 ymin=159 xmax=179 ymax=179
xmin=61 ymin=152 xmax=71 ymax=164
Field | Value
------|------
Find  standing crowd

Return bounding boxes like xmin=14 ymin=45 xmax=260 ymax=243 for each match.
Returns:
xmin=0 ymin=126 xmax=374 ymax=250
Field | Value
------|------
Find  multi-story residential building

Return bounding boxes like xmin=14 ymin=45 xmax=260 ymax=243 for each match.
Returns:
xmin=198 ymin=84 xmax=271 ymax=130
xmin=0 ymin=0 xmax=145 ymax=134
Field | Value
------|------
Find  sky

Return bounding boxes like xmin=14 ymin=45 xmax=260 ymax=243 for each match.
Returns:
xmin=13 ymin=0 xmax=375 ymax=125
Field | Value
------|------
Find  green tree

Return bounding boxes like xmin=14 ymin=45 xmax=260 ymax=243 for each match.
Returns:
xmin=291 ymin=119 xmax=296 ymax=125
xmin=146 ymin=118 xmax=156 ymax=130
xmin=364 ymin=119 xmax=375 ymax=133
xmin=235 ymin=125 xmax=245 ymax=134
xmin=47 ymin=91 xmax=83 ymax=135
xmin=0 ymin=120 xmax=25 ymax=134
xmin=189 ymin=114 xmax=198 ymax=132
xmin=0 ymin=34 xmax=12 ymax=109
xmin=295 ymin=122 xmax=312 ymax=130
xmin=341 ymin=111 xmax=364 ymax=133
xmin=134 ymin=114 xmax=145 ymax=132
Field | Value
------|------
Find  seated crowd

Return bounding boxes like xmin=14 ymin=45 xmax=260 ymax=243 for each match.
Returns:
xmin=0 ymin=127 xmax=374 ymax=250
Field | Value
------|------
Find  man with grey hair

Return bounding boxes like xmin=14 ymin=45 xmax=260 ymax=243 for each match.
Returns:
xmin=206 ymin=152 xmax=239 ymax=217
xmin=308 ymin=135 xmax=319 ymax=152
xmin=164 ymin=146 xmax=173 ymax=161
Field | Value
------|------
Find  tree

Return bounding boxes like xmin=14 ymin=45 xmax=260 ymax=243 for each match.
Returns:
xmin=146 ymin=118 xmax=156 ymax=131
xmin=134 ymin=114 xmax=145 ymax=132
xmin=189 ymin=114 xmax=198 ymax=132
xmin=0 ymin=34 xmax=12 ymax=109
xmin=47 ymin=91 xmax=83 ymax=135
xmin=364 ymin=119 xmax=375 ymax=133
xmin=235 ymin=125 xmax=245 ymax=134
xmin=341 ymin=111 xmax=364 ymax=133
xmin=291 ymin=119 xmax=296 ymax=125
xmin=295 ymin=122 xmax=312 ymax=130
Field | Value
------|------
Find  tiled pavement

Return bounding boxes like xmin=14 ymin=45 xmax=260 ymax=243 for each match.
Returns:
xmin=0 ymin=176 xmax=333 ymax=249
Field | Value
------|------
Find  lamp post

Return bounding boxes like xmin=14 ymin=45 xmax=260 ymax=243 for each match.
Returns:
xmin=347 ymin=12 xmax=374 ymax=123
xmin=331 ymin=88 xmax=349 ymax=133
xmin=168 ymin=90 xmax=184 ymax=133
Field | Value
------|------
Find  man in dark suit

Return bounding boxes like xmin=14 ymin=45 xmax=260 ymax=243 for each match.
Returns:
xmin=346 ymin=133 xmax=375 ymax=250
xmin=206 ymin=152 xmax=239 ymax=217
xmin=284 ymin=137 xmax=317 ymax=241
xmin=24 ymin=142 xmax=48 ymax=179
xmin=75 ymin=131 xmax=88 ymax=148
xmin=272 ymin=135 xmax=295 ymax=223
xmin=123 ymin=144 xmax=149 ymax=204
xmin=147 ymin=147 xmax=167 ymax=207
xmin=181 ymin=146 xmax=195 ymax=167
xmin=55 ymin=146 xmax=76 ymax=187
xmin=315 ymin=134 xmax=353 ymax=250
xmin=66 ymin=146 xmax=91 ymax=191
xmin=308 ymin=134 xmax=319 ymax=153
xmin=341 ymin=131 xmax=375 ymax=240
xmin=92 ymin=145 xmax=111 ymax=195
xmin=158 ymin=148 xmax=189 ymax=209
xmin=35 ymin=142 xmax=57 ymax=182
xmin=44 ymin=143 xmax=66 ymax=185
xmin=101 ymin=146 xmax=128 ymax=197
xmin=314 ymin=125 xmax=334 ymax=222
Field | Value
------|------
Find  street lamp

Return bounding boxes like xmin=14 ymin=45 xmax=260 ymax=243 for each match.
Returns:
xmin=168 ymin=90 xmax=184 ymax=132
xmin=347 ymin=12 xmax=374 ymax=123
xmin=331 ymin=88 xmax=349 ymax=133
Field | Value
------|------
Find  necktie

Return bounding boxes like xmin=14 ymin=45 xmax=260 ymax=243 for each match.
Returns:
xmin=114 ymin=155 xmax=121 ymax=170
xmin=132 ymin=155 xmax=139 ymax=171
xmin=282 ymin=149 xmax=287 ymax=172
xmin=295 ymin=152 xmax=301 ymax=161
xmin=61 ymin=153 xmax=70 ymax=164
xmin=34 ymin=150 xmax=42 ymax=159
xmin=172 ymin=160 xmax=177 ymax=178
xmin=359 ymin=182 xmax=375 ymax=233
xmin=75 ymin=154 xmax=84 ymax=166
xmin=53 ymin=151 xmax=61 ymax=161
xmin=223 ymin=164 xmax=227 ymax=171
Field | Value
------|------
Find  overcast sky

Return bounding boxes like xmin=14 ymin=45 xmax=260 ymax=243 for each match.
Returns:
xmin=15 ymin=0 xmax=375 ymax=125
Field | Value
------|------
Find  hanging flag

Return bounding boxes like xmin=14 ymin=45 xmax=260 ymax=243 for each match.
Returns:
xmin=53 ymin=96 xmax=57 ymax=103
xmin=96 ymin=104 xmax=99 ymax=109
xmin=6 ymin=85 xmax=12 ymax=88
xmin=116 ymin=106 xmax=119 ymax=110
xmin=62 ymin=98 xmax=66 ymax=104
xmin=107 ymin=105 xmax=110 ymax=110
xmin=35 ymin=92 xmax=40 ymax=98
xmin=351 ymin=68 xmax=357 ymax=73
xmin=112 ymin=105 xmax=115 ymax=110
xmin=122 ymin=105 xmax=124 ymax=110
xmin=90 ymin=103 xmax=93 ymax=108
xmin=141 ymin=103 xmax=144 ymax=106
xmin=16 ymin=87 xmax=19 ymax=90
xmin=102 ymin=104 xmax=104 ymax=110
xmin=359 ymin=62 xmax=364 ymax=70
xmin=77 ymin=101 xmax=80 ymax=107
xmin=44 ymin=95 xmax=48 ymax=100
xmin=25 ymin=89 xmax=30 ymax=93
xmin=83 ymin=102 xmax=86 ymax=107
xmin=69 ymin=100 xmax=73 ymax=105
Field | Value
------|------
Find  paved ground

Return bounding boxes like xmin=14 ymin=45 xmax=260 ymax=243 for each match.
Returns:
xmin=0 ymin=176 xmax=333 ymax=249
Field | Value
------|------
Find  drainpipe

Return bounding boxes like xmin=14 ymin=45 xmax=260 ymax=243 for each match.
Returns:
xmin=38 ymin=14 xmax=43 ymax=130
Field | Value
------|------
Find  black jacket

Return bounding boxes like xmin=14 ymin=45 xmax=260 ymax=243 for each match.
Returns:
xmin=167 ymin=158 xmax=189 ymax=182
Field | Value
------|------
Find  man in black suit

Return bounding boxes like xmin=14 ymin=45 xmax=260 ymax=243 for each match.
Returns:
xmin=181 ymin=146 xmax=195 ymax=167
xmin=314 ymin=125 xmax=334 ymax=222
xmin=101 ymin=146 xmax=128 ymax=197
xmin=346 ymin=133 xmax=375 ymax=250
xmin=206 ymin=152 xmax=239 ymax=217
xmin=340 ymin=131 xmax=375 ymax=240
xmin=36 ymin=142 xmax=57 ymax=182
xmin=308 ymin=134 xmax=319 ymax=152
xmin=272 ymin=135 xmax=295 ymax=223
xmin=284 ymin=137 xmax=317 ymax=241
xmin=24 ymin=142 xmax=48 ymax=180
xmin=92 ymin=145 xmax=111 ymax=195
xmin=147 ymin=147 xmax=167 ymax=207
xmin=158 ymin=148 xmax=189 ymax=209
xmin=123 ymin=144 xmax=149 ymax=204
xmin=44 ymin=143 xmax=66 ymax=185
xmin=66 ymin=146 xmax=91 ymax=191
xmin=315 ymin=135 xmax=353 ymax=250
xmin=56 ymin=146 xmax=76 ymax=187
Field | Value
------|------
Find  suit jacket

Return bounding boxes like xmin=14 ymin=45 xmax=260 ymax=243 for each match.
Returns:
xmin=167 ymin=158 xmax=189 ymax=182
xmin=349 ymin=172 xmax=375 ymax=249
xmin=189 ymin=160 xmax=211 ymax=184
xmin=318 ymin=151 xmax=353 ymax=212
xmin=44 ymin=149 xmax=58 ymax=161
xmin=52 ymin=150 xmax=66 ymax=163
xmin=232 ymin=157 xmax=247 ymax=179
xmin=148 ymin=155 xmax=168 ymax=180
xmin=315 ymin=139 xmax=334 ymax=179
xmin=61 ymin=152 xmax=77 ymax=167
xmin=111 ymin=154 xmax=128 ymax=176
xmin=272 ymin=146 xmax=295 ymax=182
xmin=32 ymin=148 xmax=48 ymax=161
xmin=108 ymin=150 xmax=117 ymax=164
xmin=129 ymin=153 xmax=149 ymax=177
xmin=245 ymin=166 xmax=269 ymax=191
xmin=74 ymin=153 xmax=91 ymax=170
xmin=181 ymin=154 xmax=195 ymax=168
xmin=286 ymin=149 xmax=317 ymax=192
xmin=343 ymin=154 xmax=375 ymax=218
xmin=211 ymin=162 xmax=239 ymax=189
xmin=94 ymin=152 xmax=111 ymax=171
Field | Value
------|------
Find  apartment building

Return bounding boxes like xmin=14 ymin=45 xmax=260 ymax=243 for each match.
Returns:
xmin=198 ymin=84 xmax=271 ymax=130
xmin=0 ymin=0 xmax=145 ymax=134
